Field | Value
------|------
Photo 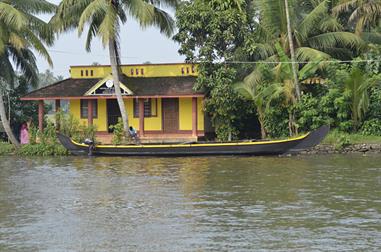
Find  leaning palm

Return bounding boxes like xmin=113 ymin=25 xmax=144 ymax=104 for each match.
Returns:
xmin=52 ymin=0 xmax=178 ymax=139
xmin=0 ymin=0 xmax=55 ymax=147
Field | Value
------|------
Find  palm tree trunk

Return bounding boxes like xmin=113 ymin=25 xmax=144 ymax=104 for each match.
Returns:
xmin=288 ymin=112 xmax=293 ymax=136
xmin=109 ymin=39 xmax=130 ymax=138
xmin=0 ymin=94 xmax=20 ymax=147
xmin=258 ymin=110 xmax=267 ymax=139
xmin=284 ymin=0 xmax=301 ymax=101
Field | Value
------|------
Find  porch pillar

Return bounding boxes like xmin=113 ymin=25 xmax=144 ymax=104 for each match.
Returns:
xmin=192 ymin=97 xmax=198 ymax=137
xmin=38 ymin=100 xmax=44 ymax=132
xmin=55 ymin=99 xmax=61 ymax=130
xmin=87 ymin=99 xmax=94 ymax=126
xmin=139 ymin=98 xmax=145 ymax=137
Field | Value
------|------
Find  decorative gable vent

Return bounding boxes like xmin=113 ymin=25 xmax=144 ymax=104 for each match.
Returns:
xmin=85 ymin=76 xmax=133 ymax=96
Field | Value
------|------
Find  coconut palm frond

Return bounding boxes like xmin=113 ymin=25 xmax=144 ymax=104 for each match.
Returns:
xmin=12 ymin=0 xmax=56 ymax=14
xmin=296 ymin=47 xmax=331 ymax=61
xmin=319 ymin=16 xmax=344 ymax=32
xmin=78 ymin=0 xmax=108 ymax=36
xmin=0 ymin=2 xmax=28 ymax=29
xmin=299 ymin=0 xmax=329 ymax=38
xmin=97 ymin=4 xmax=120 ymax=45
xmin=308 ymin=31 xmax=364 ymax=50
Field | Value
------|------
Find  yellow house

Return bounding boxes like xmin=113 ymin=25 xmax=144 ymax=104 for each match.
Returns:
xmin=21 ymin=63 xmax=206 ymax=143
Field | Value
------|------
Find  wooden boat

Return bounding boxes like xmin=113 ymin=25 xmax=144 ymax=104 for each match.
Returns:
xmin=57 ymin=125 xmax=329 ymax=156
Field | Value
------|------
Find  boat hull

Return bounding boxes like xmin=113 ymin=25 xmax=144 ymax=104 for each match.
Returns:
xmin=57 ymin=126 xmax=329 ymax=157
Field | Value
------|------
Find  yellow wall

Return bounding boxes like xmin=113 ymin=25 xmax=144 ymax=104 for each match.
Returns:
xmin=179 ymin=98 xmax=204 ymax=131
xmin=70 ymin=63 xmax=198 ymax=79
xmin=69 ymin=97 xmax=203 ymax=132
xmin=69 ymin=99 xmax=108 ymax=132
xmin=126 ymin=98 xmax=162 ymax=131
xmin=179 ymin=98 xmax=192 ymax=131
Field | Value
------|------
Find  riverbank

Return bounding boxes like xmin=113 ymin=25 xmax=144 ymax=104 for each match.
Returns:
xmin=2 ymin=131 xmax=381 ymax=156
xmin=300 ymin=143 xmax=381 ymax=155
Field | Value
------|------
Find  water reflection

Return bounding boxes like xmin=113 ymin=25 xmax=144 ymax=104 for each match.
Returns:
xmin=0 ymin=154 xmax=380 ymax=251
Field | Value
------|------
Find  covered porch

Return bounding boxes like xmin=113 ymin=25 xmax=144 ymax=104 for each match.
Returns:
xmin=21 ymin=75 xmax=205 ymax=143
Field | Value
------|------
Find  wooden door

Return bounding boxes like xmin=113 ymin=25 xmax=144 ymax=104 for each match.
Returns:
xmin=162 ymin=98 xmax=179 ymax=133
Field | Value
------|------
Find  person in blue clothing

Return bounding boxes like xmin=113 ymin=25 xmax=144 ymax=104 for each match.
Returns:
xmin=129 ymin=126 xmax=139 ymax=143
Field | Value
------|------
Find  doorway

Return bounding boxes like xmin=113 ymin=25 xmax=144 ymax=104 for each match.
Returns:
xmin=107 ymin=99 xmax=121 ymax=133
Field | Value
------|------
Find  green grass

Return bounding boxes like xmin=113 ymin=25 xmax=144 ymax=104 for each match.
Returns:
xmin=0 ymin=142 xmax=15 ymax=155
xmin=323 ymin=130 xmax=381 ymax=145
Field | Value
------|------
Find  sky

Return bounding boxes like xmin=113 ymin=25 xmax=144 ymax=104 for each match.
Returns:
xmin=36 ymin=0 xmax=185 ymax=77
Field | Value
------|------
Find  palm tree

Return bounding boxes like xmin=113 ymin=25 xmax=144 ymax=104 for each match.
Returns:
xmin=238 ymin=43 xmax=325 ymax=136
xmin=0 ymin=0 xmax=55 ymax=147
xmin=343 ymin=67 xmax=379 ymax=130
xmin=234 ymin=66 xmax=269 ymax=139
xmin=333 ymin=0 xmax=381 ymax=34
xmin=52 ymin=0 xmax=178 ymax=138
xmin=253 ymin=0 xmax=364 ymax=63
xmin=284 ymin=0 xmax=301 ymax=100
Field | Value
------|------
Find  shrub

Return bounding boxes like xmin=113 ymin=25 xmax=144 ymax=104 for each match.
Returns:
xmin=361 ymin=119 xmax=381 ymax=136
xmin=324 ymin=130 xmax=351 ymax=150
xmin=17 ymin=143 xmax=68 ymax=156
xmin=0 ymin=142 xmax=14 ymax=155
xmin=109 ymin=118 xmax=125 ymax=145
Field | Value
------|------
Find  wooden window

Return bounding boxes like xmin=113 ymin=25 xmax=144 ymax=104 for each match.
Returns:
xmin=136 ymin=69 xmax=139 ymax=75
xmin=141 ymin=68 xmax=144 ymax=75
xmin=133 ymin=98 xmax=157 ymax=118
xmin=86 ymin=70 xmax=89 ymax=76
xmin=81 ymin=70 xmax=84 ymax=76
xmin=131 ymin=69 xmax=134 ymax=75
xmin=90 ymin=70 xmax=94 ymax=76
xmin=80 ymin=100 xmax=98 ymax=119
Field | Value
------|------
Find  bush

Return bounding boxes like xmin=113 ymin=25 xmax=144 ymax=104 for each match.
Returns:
xmin=0 ymin=142 xmax=14 ymax=155
xmin=57 ymin=111 xmax=97 ymax=143
xmin=109 ymin=118 xmax=125 ymax=145
xmin=296 ymin=93 xmax=329 ymax=132
xmin=323 ymin=130 xmax=351 ymax=150
xmin=12 ymin=112 xmax=98 ymax=156
xmin=17 ymin=143 xmax=68 ymax=156
xmin=361 ymin=119 xmax=381 ymax=136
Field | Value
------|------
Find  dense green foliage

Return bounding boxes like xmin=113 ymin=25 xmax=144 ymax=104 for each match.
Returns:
xmin=0 ymin=141 xmax=14 ymax=155
xmin=0 ymin=0 xmax=55 ymax=146
xmin=13 ymin=112 xmax=97 ymax=156
xmin=109 ymin=118 xmax=125 ymax=145
xmin=175 ymin=0 xmax=381 ymax=139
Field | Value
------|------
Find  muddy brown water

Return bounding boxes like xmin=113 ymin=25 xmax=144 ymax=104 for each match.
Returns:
xmin=0 ymin=155 xmax=380 ymax=251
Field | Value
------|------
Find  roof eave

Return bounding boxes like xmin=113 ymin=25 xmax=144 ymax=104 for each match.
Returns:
xmin=20 ymin=94 xmax=205 ymax=101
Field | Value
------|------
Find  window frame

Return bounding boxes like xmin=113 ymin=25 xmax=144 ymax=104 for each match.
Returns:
xmin=133 ymin=98 xmax=157 ymax=118
xmin=80 ymin=100 xmax=98 ymax=119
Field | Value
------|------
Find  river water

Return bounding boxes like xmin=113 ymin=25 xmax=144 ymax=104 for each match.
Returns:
xmin=0 ymin=154 xmax=380 ymax=251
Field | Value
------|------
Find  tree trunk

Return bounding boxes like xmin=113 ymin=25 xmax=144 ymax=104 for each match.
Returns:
xmin=258 ymin=110 xmax=267 ymax=139
xmin=284 ymin=0 xmax=301 ymax=101
xmin=0 ymin=93 xmax=20 ymax=147
xmin=109 ymin=39 xmax=130 ymax=138
xmin=288 ymin=112 xmax=293 ymax=136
